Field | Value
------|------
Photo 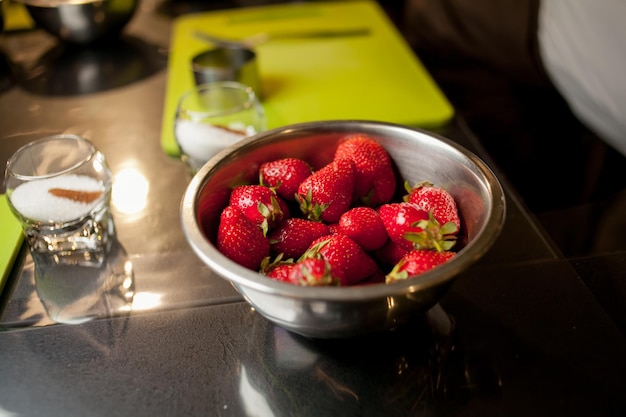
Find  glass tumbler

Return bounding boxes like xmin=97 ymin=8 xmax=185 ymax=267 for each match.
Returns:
xmin=174 ymin=81 xmax=266 ymax=175
xmin=4 ymin=134 xmax=115 ymax=267
xmin=4 ymin=134 xmax=133 ymax=324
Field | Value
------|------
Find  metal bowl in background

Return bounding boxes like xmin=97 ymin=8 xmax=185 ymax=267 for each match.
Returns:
xmin=14 ymin=0 xmax=138 ymax=44
xmin=181 ymin=120 xmax=506 ymax=339
xmin=1 ymin=0 xmax=5 ymax=34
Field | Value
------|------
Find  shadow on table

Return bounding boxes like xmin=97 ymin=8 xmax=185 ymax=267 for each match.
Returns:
xmin=0 ymin=50 xmax=15 ymax=93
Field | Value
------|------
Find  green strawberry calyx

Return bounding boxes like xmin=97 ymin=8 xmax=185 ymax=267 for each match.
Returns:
xmin=298 ymin=238 xmax=330 ymax=262
xmin=257 ymin=194 xmax=284 ymax=236
xmin=402 ymin=179 xmax=434 ymax=201
xmin=259 ymin=253 xmax=294 ymax=274
xmin=296 ymin=188 xmax=329 ymax=222
xmin=294 ymin=258 xmax=338 ymax=286
xmin=403 ymin=212 xmax=458 ymax=252
xmin=385 ymin=259 xmax=411 ymax=283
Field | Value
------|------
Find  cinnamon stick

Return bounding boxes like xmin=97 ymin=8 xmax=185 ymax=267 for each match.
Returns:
xmin=48 ymin=188 xmax=103 ymax=204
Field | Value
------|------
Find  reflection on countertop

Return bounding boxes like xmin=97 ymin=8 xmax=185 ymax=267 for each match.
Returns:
xmin=7 ymin=35 xmax=167 ymax=96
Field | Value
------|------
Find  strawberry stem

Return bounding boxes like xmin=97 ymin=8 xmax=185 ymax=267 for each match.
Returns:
xmin=403 ymin=212 xmax=457 ymax=252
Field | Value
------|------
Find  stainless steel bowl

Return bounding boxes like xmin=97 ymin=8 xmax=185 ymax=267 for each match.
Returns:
xmin=16 ymin=0 xmax=138 ymax=44
xmin=1 ymin=0 xmax=5 ymax=34
xmin=181 ymin=120 xmax=506 ymax=338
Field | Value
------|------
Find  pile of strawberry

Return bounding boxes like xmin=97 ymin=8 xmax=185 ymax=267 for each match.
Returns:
xmin=215 ymin=134 xmax=461 ymax=286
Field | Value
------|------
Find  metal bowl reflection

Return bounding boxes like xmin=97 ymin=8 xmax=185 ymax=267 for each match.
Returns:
xmin=180 ymin=120 xmax=506 ymax=338
xmin=15 ymin=0 xmax=138 ymax=44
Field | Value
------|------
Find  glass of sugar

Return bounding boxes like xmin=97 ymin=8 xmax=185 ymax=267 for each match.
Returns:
xmin=174 ymin=81 xmax=266 ymax=175
xmin=4 ymin=134 xmax=134 ymax=324
xmin=4 ymin=134 xmax=115 ymax=267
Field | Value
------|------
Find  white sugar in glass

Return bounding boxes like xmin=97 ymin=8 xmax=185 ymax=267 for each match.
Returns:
xmin=10 ymin=174 xmax=105 ymax=223
xmin=174 ymin=81 xmax=265 ymax=175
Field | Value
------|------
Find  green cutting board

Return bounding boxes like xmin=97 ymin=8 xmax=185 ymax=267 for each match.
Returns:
xmin=0 ymin=195 xmax=23 ymax=297
xmin=161 ymin=0 xmax=454 ymax=156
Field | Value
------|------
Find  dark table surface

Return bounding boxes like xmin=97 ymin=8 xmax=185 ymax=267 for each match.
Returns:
xmin=1 ymin=1 xmax=625 ymax=416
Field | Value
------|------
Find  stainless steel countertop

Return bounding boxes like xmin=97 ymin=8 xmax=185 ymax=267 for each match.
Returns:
xmin=1 ymin=2 xmax=625 ymax=416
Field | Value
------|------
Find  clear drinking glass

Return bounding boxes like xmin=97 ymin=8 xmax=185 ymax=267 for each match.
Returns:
xmin=174 ymin=81 xmax=266 ymax=175
xmin=5 ymin=134 xmax=114 ymax=266
xmin=4 ymin=134 xmax=133 ymax=324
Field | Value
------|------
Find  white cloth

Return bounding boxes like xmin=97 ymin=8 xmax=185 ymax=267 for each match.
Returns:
xmin=538 ymin=0 xmax=626 ymax=157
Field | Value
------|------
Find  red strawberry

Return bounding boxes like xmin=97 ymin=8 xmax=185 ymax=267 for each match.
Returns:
xmin=385 ymin=249 xmax=455 ymax=283
xmin=378 ymin=202 xmax=429 ymax=250
xmin=260 ymin=255 xmax=296 ymax=283
xmin=404 ymin=181 xmax=460 ymax=234
xmin=287 ymin=257 xmax=340 ymax=286
xmin=268 ymin=218 xmax=330 ymax=259
xmin=334 ymin=134 xmax=396 ymax=206
xmin=327 ymin=223 xmax=341 ymax=235
xmin=375 ymin=239 xmax=410 ymax=266
xmin=378 ymin=202 xmax=456 ymax=252
xmin=229 ymin=185 xmax=289 ymax=235
xmin=217 ymin=206 xmax=271 ymax=270
xmin=337 ymin=206 xmax=388 ymax=251
xmin=265 ymin=264 xmax=295 ymax=282
xmin=306 ymin=234 xmax=378 ymax=286
xmin=259 ymin=158 xmax=313 ymax=201
xmin=296 ymin=158 xmax=355 ymax=223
